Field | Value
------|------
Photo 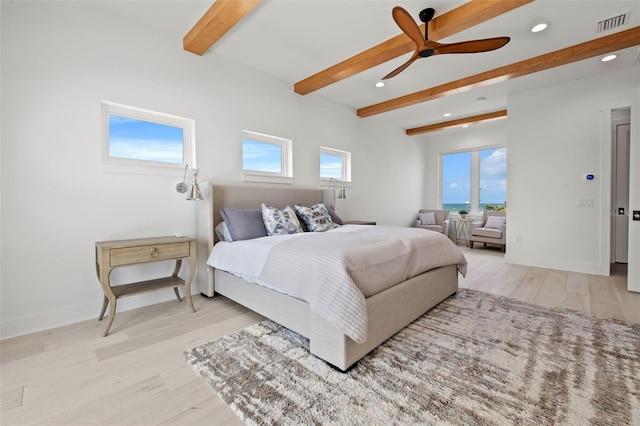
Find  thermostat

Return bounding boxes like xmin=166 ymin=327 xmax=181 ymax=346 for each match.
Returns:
xmin=584 ymin=173 xmax=595 ymax=181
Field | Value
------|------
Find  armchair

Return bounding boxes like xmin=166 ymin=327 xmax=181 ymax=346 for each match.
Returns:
xmin=469 ymin=210 xmax=507 ymax=252
xmin=414 ymin=209 xmax=450 ymax=235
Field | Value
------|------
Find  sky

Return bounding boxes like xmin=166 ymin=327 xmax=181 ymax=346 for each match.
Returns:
xmin=109 ymin=115 xmax=184 ymax=164
xmin=242 ymin=139 xmax=282 ymax=173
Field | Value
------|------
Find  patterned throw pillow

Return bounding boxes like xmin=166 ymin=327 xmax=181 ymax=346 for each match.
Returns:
xmin=294 ymin=203 xmax=339 ymax=232
xmin=261 ymin=203 xmax=304 ymax=236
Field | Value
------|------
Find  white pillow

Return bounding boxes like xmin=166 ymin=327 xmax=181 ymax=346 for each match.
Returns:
xmin=215 ymin=222 xmax=233 ymax=242
xmin=485 ymin=216 xmax=506 ymax=230
xmin=418 ymin=212 xmax=436 ymax=225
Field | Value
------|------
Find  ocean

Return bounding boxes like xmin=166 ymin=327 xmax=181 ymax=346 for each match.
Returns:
xmin=443 ymin=203 xmax=506 ymax=212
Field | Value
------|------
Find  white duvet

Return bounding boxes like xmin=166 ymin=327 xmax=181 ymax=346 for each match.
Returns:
xmin=208 ymin=225 xmax=467 ymax=343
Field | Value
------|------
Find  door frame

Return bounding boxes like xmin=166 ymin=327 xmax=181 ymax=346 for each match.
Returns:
xmin=611 ymin=112 xmax=630 ymax=264
xmin=598 ymin=103 xmax=630 ymax=276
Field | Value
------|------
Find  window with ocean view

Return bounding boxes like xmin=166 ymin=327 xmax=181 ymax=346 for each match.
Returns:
xmin=441 ymin=147 xmax=506 ymax=213
xmin=479 ymin=148 xmax=507 ymax=209
xmin=442 ymin=152 xmax=471 ymax=212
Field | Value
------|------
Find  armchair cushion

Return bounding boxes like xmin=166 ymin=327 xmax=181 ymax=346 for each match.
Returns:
xmin=471 ymin=227 xmax=502 ymax=239
xmin=420 ymin=225 xmax=444 ymax=233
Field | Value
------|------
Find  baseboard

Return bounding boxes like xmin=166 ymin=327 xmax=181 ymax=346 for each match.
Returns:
xmin=0 ymin=282 xmax=202 ymax=340
xmin=504 ymin=254 xmax=604 ymax=276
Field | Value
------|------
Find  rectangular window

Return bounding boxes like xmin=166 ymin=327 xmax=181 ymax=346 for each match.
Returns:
xmin=320 ymin=147 xmax=351 ymax=182
xmin=442 ymin=151 xmax=471 ymax=212
xmin=101 ymin=102 xmax=195 ymax=175
xmin=479 ymin=147 xmax=507 ymax=210
xmin=242 ymin=130 xmax=293 ymax=184
xmin=441 ymin=147 xmax=506 ymax=213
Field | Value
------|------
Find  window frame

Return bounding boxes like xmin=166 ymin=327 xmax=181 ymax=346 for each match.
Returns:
xmin=101 ymin=101 xmax=195 ymax=176
xmin=319 ymin=146 xmax=351 ymax=186
xmin=440 ymin=145 xmax=506 ymax=214
xmin=241 ymin=130 xmax=294 ymax=184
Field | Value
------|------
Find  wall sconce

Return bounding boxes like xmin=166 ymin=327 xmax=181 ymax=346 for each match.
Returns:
xmin=329 ymin=178 xmax=347 ymax=199
xmin=176 ymin=164 xmax=203 ymax=201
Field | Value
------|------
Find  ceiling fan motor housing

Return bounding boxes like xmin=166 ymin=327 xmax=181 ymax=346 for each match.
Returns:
xmin=419 ymin=8 xmax=435 ymax=23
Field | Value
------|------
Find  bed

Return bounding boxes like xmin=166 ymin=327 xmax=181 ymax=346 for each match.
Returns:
xmin=196 ymin=183 xmax=466 ymax=371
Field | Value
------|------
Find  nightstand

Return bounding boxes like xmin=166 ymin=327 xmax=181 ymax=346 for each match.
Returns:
xmin=95 ymin=236 xmax=196 ymax=336
xmin=344 ymin=221 xmax=377 ymax=225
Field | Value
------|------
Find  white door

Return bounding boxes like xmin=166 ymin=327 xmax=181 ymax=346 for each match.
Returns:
xmin=613 ymin=122 xmax=630 ymax=263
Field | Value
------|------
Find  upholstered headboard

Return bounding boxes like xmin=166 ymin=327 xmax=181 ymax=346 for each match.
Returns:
xmin=196 ymin=182 xmax=335 ymax=296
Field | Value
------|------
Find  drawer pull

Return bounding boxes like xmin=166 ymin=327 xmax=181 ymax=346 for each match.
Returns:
xmin=150 ymin=248 xmax=159 ymax=258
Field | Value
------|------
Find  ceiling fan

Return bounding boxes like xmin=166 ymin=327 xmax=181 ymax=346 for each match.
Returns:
xmin=383 ymin=6 xmax=511 ymax=80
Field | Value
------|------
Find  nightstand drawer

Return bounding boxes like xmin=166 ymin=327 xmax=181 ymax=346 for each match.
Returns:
xmin=110 ymin=242 xmax=190 ymax=266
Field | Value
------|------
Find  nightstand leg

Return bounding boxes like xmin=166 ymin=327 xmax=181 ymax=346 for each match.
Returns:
xmin=103 ymin=298 xmax=117 ymax=337
xmin=98 ymin=296 xmax=108 ymax=321
xmin=171 ymin=260 xmax=183 ymax=302
xmin=185 ymin=292 xmax=195 ymax=313
xmin=173 ymin=287 xmax=182 ymax=301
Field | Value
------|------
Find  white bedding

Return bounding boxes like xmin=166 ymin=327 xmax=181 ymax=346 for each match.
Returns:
xmin=208 ymin=225 xmax=466 ymax=343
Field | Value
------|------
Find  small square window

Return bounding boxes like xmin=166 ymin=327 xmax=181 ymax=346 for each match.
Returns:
xmin=242 ymin=130 xmax=293 ymax=184
xmin=320 ymin=147 xmax=351 ymax=183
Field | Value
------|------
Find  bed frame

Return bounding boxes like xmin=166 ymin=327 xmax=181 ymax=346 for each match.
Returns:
xmin=196 ymin=182 xmax=458 ymax=371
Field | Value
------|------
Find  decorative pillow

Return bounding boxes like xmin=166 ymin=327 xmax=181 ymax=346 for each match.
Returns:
xmin=294 ymin=203 xmax=339 ymax=232
xmin=220 ymin=208 xmax=268 ymax=241
xmin=215 ymin=222 xmax=233 ymax=242
xmin=418 ymin=212 xmax=436 ymax=225
xmin=261 ymin=203 xmax=304 ymax=236
xmin=485 ymin=215 xmax=506 ymax=230
xmin=326 ymin=205 xmax=344 ymax=225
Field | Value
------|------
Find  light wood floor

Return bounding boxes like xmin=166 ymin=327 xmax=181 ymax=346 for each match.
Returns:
xmin=2 ymin=246 xmax=638 ymax=425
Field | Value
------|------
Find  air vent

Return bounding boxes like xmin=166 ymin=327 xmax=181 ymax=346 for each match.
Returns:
xmin=595 ymin=11 xmax=631 ymax=33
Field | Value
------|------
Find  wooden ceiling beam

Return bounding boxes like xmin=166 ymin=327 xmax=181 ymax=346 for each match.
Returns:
xmin=358 ymin=26 xmax=640 ymax=118
xmin=184 ymin=0 xmax=261 ymax=56
xmin=293 ymin=0 xmax=534 ymax=95
xmin=406 ymin=110 xmax=507 ymax=135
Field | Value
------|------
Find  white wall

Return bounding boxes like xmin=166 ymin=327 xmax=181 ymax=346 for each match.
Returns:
xmin=0 ymin=2 xmax=424 ymax=338
xmin=506 ymin=67 xmax=639 ymax=275
xmin=420 ymin=66 xmax=639 ymax=278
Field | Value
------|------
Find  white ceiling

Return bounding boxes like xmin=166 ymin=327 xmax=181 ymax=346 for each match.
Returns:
xmin=98 ymin=0 xmax=640 ymax=131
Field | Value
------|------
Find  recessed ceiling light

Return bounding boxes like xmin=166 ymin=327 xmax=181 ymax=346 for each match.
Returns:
xmin=476 ymin=97 xmax=486 ymax=103
xmin=531 ymin=22 xmax=549 ymax=33
xmin=375 ymin=81 xmax=385 ymax=88
xmin=461 ymin=124 xmax=470 ymax=128
xmin=443 ymin=113 xmax=452 ymax=117
xmin=601 ymin=54 xmax=618 ymax=62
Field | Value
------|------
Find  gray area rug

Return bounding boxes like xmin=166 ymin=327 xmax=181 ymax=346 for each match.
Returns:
xmin=185 ymin=289 xmax=640 ymax=425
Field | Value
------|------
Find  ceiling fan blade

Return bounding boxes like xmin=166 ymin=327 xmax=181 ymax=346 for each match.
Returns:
xmin=434 ymin=37 xmax=510 ymax=55
xmin=382 ymin=52 xmax=420 ymax=80
xmin=392 ymin=6 xmax=426 ymax=48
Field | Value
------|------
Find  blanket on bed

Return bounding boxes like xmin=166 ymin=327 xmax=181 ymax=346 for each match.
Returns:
xmin=258 ymin=225 xmax=466 ymax=343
